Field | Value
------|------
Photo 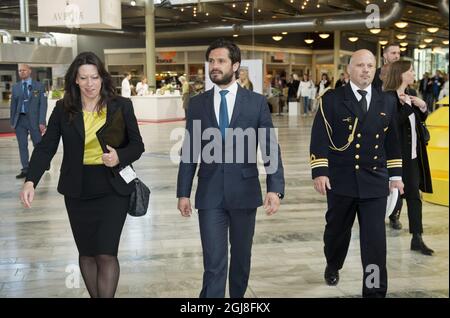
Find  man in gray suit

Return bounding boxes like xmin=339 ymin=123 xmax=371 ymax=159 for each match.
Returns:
xmin=10 ymin=64 xmax=48 ymax=178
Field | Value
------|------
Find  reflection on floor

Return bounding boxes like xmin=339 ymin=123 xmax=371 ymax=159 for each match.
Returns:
xmin=0 ymin=115 xmax=448 ymax=298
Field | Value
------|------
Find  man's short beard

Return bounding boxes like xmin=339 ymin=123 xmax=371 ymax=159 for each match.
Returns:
xmin=210 ymin=70 xmax=234 ymax=86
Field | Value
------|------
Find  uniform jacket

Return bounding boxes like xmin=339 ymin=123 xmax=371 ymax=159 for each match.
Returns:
xmin=310 ymin=84 xmax=402 ymax=199
xmin=10 ymin=80 xmax=47 ymax=129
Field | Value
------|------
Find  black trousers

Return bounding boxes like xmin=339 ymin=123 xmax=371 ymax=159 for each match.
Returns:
xmin=198 ymin=208 xmax=257 ymax=298
xmin=324 ymin=192 xmax=387 ymax=298
xmin=402 ymin=158 xmax=423 ymax=234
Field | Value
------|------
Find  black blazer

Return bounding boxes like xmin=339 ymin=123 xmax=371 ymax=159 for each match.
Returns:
xmin=310 ymin=84 xmax=402 ymax=199
xmin=26 ymin=96 xmax=145 ymax=197
xmin=392 ymin=92 xmax=433 ymax=193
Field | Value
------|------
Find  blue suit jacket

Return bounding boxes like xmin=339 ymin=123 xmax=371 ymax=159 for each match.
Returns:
xmin=177 ymin=85 xmax=285 ymax=210
xmin=10 ymin=80 xmax=48 ymax=129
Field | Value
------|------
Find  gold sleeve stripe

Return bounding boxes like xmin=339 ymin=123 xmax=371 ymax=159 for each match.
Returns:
xmin=387 ymin=164 xmax=402 ymax=168
xmin=311 ymin=163 xmax=328 ymax=168
xmin=311 ymin=165 xmax=328 ymax=169
xmin=387 ymin=159 xmax=402 ymax=163
xmin=310 ymin=159 xmax=328 ymax=164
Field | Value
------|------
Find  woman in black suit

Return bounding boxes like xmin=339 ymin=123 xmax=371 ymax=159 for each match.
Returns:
xmin=384 ymin=60 xmax=434 ymax=255
xmin=20 ymin=52 xmax=145 ymax=297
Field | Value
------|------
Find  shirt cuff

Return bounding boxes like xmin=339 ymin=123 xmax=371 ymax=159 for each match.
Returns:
xmin=389 ymin=176 xmax=402 ymax=181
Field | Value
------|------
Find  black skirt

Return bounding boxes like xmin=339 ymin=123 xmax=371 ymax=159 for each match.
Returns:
xmin=64 ymin=165 xmax=130 ymax=256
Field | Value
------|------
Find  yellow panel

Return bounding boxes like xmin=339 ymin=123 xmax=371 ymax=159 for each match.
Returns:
xmin=426 ymin=106 xmax=449 ymax=127
xmin=424 ymin=106 xmax=449 ymax=206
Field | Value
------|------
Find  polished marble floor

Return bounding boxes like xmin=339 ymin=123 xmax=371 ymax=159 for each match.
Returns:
xmin=0 ymin=114 xmax=448 ymax=298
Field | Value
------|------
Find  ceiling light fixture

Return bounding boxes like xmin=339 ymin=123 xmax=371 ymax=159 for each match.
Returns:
xmin=379 ymin=40 xmax=388 ymax=45
xmin=396 ymin=34 xmax=407 ymax=40
xmin=272 ymin=35 xmax=283 ymax=41
xmin=317 ymin=4 xmax=320 ymax=8
xmin=304 ymin=39 xmax=314 ymax=44
xmin=427 ymin=27 xmax=439 ymax=33
xmin=400 ymin=42 xmax=408 ymax=47
xmin=233 ymin=34 xmax=239 ymax=38
xmin=419 ymin=44 xmax=427 ymax=49
xmin=394 ymin=21 xmax=408 ymax=28
xmin=400 ymin=47 xmax=407 ymax=52
xmin=130 ymin=0 xmax=136 ymax=6
xmin=443 ymin=40 xmax=449 ymax=45
xmin=369 ymin=28 xmax=381 ymax=34
xmin=282 ymin=32 xmax=288 ymax=35
xmin=348 ymin=37 xmax=359 ymax=42
xmin=424 ymin=38 xmax=433 ymax=43
xmin=319 ymin=33 xmax=330 ymax=39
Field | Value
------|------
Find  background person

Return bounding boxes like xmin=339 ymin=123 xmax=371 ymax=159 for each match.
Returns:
xmin=383 ymin=60 xmax=434 ymax=255
xmin=10 ymin=64 xmax=48 ymax=179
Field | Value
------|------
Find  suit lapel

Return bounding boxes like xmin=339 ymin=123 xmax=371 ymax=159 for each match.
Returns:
xmin=343 ymin=84 xmax=364 ymax=120
xmin=73 ymin=111 xmax=85 ymax=141
xmin=229 ymin=85 xmax=247 ymax=129
xmin=204 ymin=88 xmax=218 ymax=129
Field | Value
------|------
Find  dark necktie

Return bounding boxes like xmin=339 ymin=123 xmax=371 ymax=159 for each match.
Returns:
xmin=357 ymin=89 xmax=368 ymax=114
xmin=219 ymin=90 xmax=229 ymax=139
xmin=22 ymin=82 xmax=29 ymax=113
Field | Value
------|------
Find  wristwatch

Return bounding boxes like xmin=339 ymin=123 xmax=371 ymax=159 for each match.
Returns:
xmin=276 ymin=193 xmax=284 ymax=200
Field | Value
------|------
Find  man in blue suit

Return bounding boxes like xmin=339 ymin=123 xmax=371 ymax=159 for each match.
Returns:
xmin=177 ymin=39 xmax=285 ymax=298
xmin=10 ymin=64 xmax=48 ymax=178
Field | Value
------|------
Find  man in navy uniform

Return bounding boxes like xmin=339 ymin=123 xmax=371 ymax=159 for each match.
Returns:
xmin=310 ymin=49 xmax=404 ymax=298
xmin=10 ymin=64 xmax=48 ymax=178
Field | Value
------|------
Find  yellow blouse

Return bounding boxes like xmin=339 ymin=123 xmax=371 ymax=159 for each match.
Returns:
xmin=83 ymin=109 xmax=107 ymax=165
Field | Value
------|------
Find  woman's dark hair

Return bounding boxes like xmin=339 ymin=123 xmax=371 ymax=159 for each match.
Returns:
xmin=63 ymin=51 xmax=116 ymax=122
xmin=383 ymin=60 xmax=412 ymax=92
xmin=205 ymin=38 xmax=241 ymax=78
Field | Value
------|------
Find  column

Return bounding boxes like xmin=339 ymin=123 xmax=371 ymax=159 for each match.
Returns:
xmin=145 ymin=0 xmax=156 ymax=90
xmin=311 ymin=53 xmax=317 ymax=83
xmin=333 ymin=30 xmax=341 ymax=84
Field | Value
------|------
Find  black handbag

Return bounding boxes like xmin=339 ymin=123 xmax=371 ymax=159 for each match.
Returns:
xmin=419 ymin=121 xmax=430 ymax=145
xmin=128 ymin=178 xmax=150 ymax=217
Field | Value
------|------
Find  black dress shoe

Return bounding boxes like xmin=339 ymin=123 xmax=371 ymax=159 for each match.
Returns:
xmin=16 ymin=171 xmax=27 ymax=179
xmin=411 ymin=234 xmax=434 ymax=256
xmin=389 ymin=217 xmax=402 ymax=230
xmin=324 ymin=265 xmax=339 ymax=286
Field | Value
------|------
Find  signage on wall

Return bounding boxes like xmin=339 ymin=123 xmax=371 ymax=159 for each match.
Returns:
xmin=37 ymin=0 xmax=121 ymax=29
xmin=157 ymin=52 xmax=177 ymax=64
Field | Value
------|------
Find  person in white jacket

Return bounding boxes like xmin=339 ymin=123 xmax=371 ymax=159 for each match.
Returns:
xmin=297 ymin=74 xmax=315 ymax=116
xmin=121 ymin=73 xmax=132 ymax=97
xmin=135 ymin=76 xmax=149 ymax=96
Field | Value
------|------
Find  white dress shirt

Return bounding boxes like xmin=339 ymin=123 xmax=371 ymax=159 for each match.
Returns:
xmin=213 ymin=81 xmax=238 ymax=125
xmin=121 ymin=78 xmax=131 ymax=98
xmin=350 ymin=81 xmax=372 ymax=108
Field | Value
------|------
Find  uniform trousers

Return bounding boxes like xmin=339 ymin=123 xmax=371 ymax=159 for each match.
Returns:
xmin=324 ymin=191 xmax=387 ymax=298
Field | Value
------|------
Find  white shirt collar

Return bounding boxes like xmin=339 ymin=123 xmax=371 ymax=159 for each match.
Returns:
xmin=349 ymin=80 xmax=372 ymax=100
xmin=214 ymin=80 xmax=238 ymax=96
